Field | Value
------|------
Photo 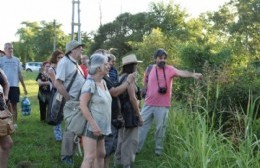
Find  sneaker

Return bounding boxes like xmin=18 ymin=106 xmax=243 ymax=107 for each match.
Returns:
xmin=155 ymin=153 xmax=162 ymax=157
xmin=55 ymin=138 xmax=62 ymax=142
xmin=61 ymin=156 xmax=73 ymax=166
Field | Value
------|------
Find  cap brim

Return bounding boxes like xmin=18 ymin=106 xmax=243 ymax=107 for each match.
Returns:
xmin=121 ymin=60 xmax=143 ymax=67
xmin=65 ymin=44 xmax=85 ymax=55
xmin=73 ymin=44 xmax=85 ymax=49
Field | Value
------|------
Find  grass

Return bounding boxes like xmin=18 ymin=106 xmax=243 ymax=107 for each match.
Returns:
xmin=10 ymin=72 xmax=164 ymax=168
xmin=8 ymin=72 xmax=260 ymax=168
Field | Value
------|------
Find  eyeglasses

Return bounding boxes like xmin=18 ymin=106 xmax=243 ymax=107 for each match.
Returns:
xmin=5 ymin=47 xmax=13 ymax=50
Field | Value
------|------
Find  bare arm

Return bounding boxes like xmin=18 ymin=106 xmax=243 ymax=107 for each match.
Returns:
xmin=19 ymin=71 xmax=28 ymax=95
xmin=48 ymin=68 xmax=56 ymax=87
xmin=79 ymin=92 xmax=101 ymax=136
xmin=175 ymin=69 xmax=203 ymax=79
xmin=109 ymin=81 xmax=128 ymax=97
xmin=54 ymin=79 xmax=70 ymax=101
xmin=109 ymin=72 xmax=136 ymax=97
xmin=37 ymin=79 xmax=50 ymax=87
xmin=0 ymin=70 xmax=9 ymax=100
xmin=127 ymin=83 xmax=140 ymax=116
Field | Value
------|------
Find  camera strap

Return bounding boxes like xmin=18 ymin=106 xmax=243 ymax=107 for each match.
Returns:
xmin=155 ymin=67 xmax=167 ymax=89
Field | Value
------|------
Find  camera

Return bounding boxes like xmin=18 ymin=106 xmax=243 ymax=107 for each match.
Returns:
xmin=158 ymin=87 xmax=167 ymax=94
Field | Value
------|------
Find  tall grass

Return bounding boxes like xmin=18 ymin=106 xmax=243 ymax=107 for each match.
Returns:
xmin=161 ymin=96 xmax=260 ymax=168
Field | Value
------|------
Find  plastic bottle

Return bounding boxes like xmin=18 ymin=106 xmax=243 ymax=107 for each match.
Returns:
xmin=22 ymin=96 xmax=31 ymax=116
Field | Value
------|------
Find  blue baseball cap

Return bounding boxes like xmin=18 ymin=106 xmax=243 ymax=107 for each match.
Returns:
xmin=154 ymin=48 xmax=167 ymax=58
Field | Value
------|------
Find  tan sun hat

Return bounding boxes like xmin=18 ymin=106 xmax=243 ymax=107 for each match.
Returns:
xmin=65 ymin=40 xmax=85 ymax=55
xmin=121 ymin=54 xmax=142 ymax=66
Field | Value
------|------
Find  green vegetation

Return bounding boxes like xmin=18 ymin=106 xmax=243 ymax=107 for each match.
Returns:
xmin=8 ymin=70 xmax=259 ymax=168
xmin=8 ymin=0 xmax=259 ymax=167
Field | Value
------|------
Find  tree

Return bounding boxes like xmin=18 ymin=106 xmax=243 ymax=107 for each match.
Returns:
xmin=15 ymin=21 xmax=69 ymax=62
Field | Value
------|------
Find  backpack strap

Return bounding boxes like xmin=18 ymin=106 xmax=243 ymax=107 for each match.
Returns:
xmin=141 ymin=65 xmax=154 ymax=98
xmin=144 ymin=65 xmax=153 ymax=86
xmin=51 ymin=67 xmax=56 ymax=74
xmin=119 ymin=73 xmax=128 ymax=85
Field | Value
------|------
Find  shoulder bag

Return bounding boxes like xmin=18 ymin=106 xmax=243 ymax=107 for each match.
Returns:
xmin=0 ymin=107 xmax=15 ymax=136
xmin=47 ymin=70 xmax=78 ymax=125
xmin=63 ymin=80 xmax=94 ymax=136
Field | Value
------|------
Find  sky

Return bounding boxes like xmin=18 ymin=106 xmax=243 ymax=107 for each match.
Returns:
xmin=0 ymin=0 xmax=229 ymax=49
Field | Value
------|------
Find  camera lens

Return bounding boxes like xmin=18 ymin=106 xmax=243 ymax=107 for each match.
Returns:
xmin=158 ymin=87 xmax=167 ymax=94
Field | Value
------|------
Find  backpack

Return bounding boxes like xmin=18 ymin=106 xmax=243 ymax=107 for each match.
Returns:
xmin=118 ymin=74 xmax=141 ymax=128
xmin=46 ymin=65 xmax=78 ymax=125
xmin=103 ymin=76 xmax=124 ymax=129
xmin=46 ymin=88 xmax=64 ymax=125
xmin=141 ymin=64 xmax=154 ymax=98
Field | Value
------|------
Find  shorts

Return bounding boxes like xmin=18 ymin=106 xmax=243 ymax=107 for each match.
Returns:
xmin=8 ymin=87 xmax=20 ymax=103
xmin=86 ymin=130 xmax=104 ymax=141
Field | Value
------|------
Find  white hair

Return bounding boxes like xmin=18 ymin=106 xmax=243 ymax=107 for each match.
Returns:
xmin=88 ymin=53 xmax=107 ymax=75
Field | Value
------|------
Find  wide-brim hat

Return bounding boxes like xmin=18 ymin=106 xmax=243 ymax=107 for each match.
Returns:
xmin=65 ymin=40 xmax=85 ymax=55
xmin=121 ymin=54 xmax=142 ymax=67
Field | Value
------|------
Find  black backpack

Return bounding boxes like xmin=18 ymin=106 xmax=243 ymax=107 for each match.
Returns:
xmin=103 ymin=76 xmax=124 ymax=129
xmin=118 ymin=74 xmax=141 ymax=128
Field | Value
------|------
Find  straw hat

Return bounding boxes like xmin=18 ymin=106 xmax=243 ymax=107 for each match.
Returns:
xmin=65 ymin=40 xmax=85 ymax=55
xmin=121 ymin=54 xmax=142 ymax=66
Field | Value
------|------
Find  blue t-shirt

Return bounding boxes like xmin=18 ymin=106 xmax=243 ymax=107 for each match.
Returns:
xmin=0 ymin=56 xmax=22 ymax=87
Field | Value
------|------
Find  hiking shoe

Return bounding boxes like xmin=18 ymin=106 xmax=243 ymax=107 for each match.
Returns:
xmin=61 ymin=156 xmax=73 ymax=166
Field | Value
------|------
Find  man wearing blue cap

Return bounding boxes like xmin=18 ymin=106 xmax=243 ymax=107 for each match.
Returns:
xmin=137 ymin=48 xmax=203 ymax=156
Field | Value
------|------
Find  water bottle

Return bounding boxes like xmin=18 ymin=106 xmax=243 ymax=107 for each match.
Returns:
xmin=22 ymin=96 xmax=31 ymax=116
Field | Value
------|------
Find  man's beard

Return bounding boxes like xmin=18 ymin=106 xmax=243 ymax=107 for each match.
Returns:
xmin=157 ymin=61 xmax=166 ymax=68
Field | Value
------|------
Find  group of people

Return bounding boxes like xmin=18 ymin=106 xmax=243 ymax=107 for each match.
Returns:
xmin=0 ymin=43 xmax=28 ymax=168
xmin=0 ymin=40 xmax=202 ymax=168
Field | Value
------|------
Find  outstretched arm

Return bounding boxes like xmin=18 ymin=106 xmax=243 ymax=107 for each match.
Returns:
xmin=175 ymin=69 xmax=203 ymax=79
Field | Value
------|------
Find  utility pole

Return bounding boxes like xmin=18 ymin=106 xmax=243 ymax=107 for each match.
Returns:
xmin=53 ymin=19 xmax=56 ymax=51
xmin=71 ymin=0 xmax=81 ymax=42
xmin=99 ymin=0 xmax=102 ymax=27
